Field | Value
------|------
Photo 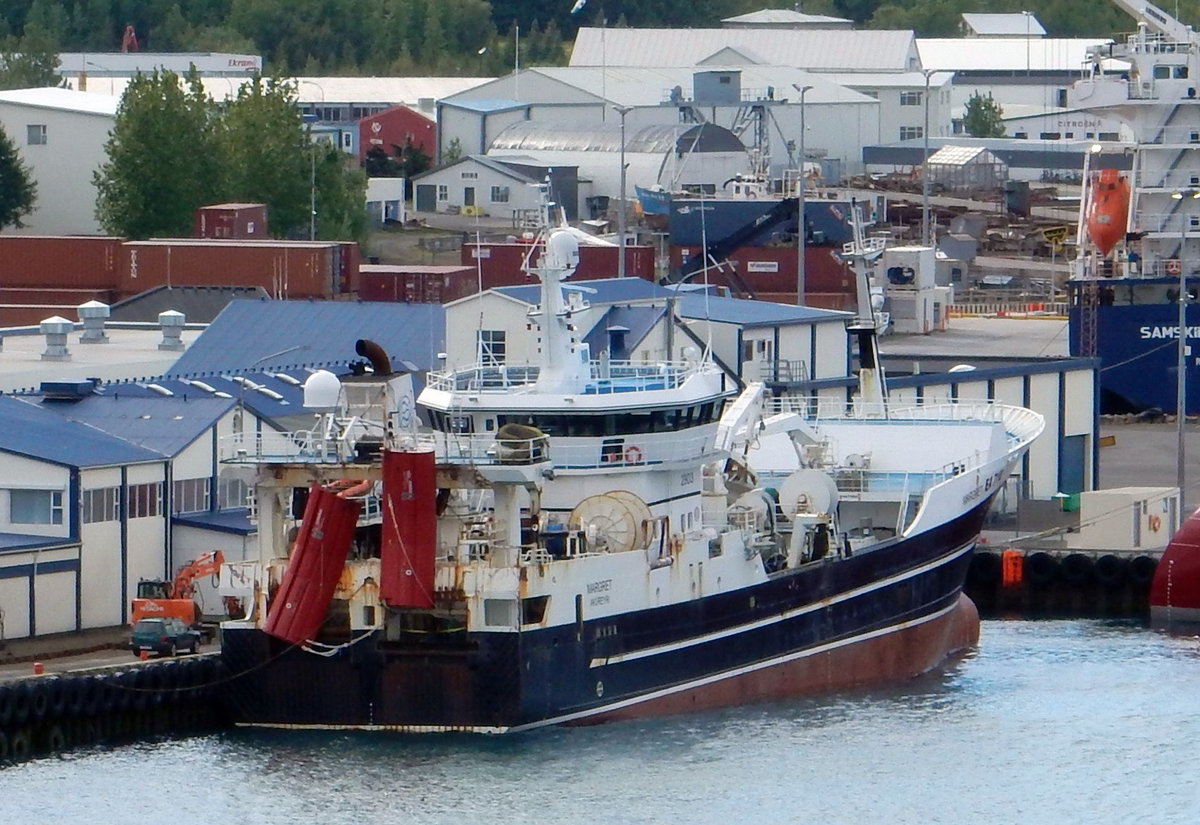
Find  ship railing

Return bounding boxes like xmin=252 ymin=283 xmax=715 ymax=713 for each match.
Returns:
xmin=1124 ymin=30 xmax=1193 ymax=56
xmin=219 ymin=429 xmax=439 ymax=465
xmin=434 ymin=433 xmax=551 ymax=466
xmin=1136 ymin=126 xmax=1200 ymax=145
xmin=755 ymin=468 xmax=950 ymax=500
xmin=1139 ymin=212 xmax=1200 ymax=234
xmin=425 ymin=359 xmax=709 ymax=393
xmin=757 ymin=359 xmax=810 ymax=383
xmin=762 ymin=397 xmax=1043 ymax=443
xmin=433 ymin=430 xmax=714 ymax=469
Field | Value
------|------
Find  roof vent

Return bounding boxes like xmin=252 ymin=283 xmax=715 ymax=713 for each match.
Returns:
xmin=158 ymin=309 xmax=186 ymax=351
xmin=40 ymin=316 xmax=74 ymax=361
xmin=78 ymin=300 xmax=110 ymax=343
xmin=41 ymin=379 xmax=96 ymax=401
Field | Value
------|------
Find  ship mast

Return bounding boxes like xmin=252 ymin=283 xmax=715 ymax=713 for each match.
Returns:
xmin=524 ymin=184 xmax=591 ymax=394
xmin=842 ymin=200 xmax=888 ymax=416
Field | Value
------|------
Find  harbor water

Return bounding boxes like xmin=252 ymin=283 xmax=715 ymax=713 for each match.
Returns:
xmin=1 ymin=619 xmax=1195 ymax=824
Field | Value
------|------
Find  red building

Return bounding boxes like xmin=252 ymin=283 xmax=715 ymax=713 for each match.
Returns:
xmin=358 ymin=105 xmax=435 ymax=163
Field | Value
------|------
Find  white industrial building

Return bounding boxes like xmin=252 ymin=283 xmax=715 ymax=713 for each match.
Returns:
xmin=0 ymin=88 xmax=118 ymax=236
xmin=439 ymin=65 xmax=885 ymax=183
xmin=487 ymin=121 xmax=750 ymax=209
xmin=916 ymin=34 xmax=1126 ymax=138
xmin=411 ymin=155 xmax=572 ymax=219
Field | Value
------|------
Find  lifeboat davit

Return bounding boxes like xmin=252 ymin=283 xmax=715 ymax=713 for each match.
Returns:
xmin=1085 ymin=169 xmax=1130 ymax=257
xmin=1150 ymin=505 xmax=1200 ymax=631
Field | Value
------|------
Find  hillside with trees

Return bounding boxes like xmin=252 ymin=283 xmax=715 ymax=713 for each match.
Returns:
xmin=2 ymin=1 xmax=1191 ymax=76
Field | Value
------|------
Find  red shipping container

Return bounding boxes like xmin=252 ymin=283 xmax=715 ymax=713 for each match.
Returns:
xmin=667 ymin=245 xmax=853 ymax=301
xmin=120 ymin=240 xmax=343 ymax=300
xmin=193 ymin=203 xmax=269 ymax=239
xmin=359 ymin=265 xmax=478 ymax=304
xmin=0 ymin=236 xmax=121 ymax=290
xmin=335 ymin=241 xmax=361 ymax=294
xmin=462 ymin=243 xmax=656 ymax=288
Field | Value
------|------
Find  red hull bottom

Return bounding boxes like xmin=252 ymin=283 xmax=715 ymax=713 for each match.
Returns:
xmin=575 ymin=595 xmax=980 ymax=727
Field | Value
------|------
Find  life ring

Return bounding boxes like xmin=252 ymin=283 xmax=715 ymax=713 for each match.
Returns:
xmin=624 ymin=445 xmax=644 ymax=464
xmin=1149 ymin=514 xmax=1162 ymax=532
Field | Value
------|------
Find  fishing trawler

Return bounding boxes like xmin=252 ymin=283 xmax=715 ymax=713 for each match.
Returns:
xmin=217 ymin=195 xmax=1042 ymax=733
xmin=1068 ymin=0 xmax=1200 ymax=412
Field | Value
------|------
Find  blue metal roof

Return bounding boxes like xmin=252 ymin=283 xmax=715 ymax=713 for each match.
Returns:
xmin=0 ymin=396 xmax=164 ymax=468
xmin=25 ymin=392 xmax=236 ymax=458
xmin=166 ymin=299 xmax=446 ymax=379
xmin=583 ymin=305 xmax=665 ymax=356
xmin=173 ymin=508 xmax=254 ymax=536
xmin=676 ymin=295 xmax=849 ymax=327
xmin=495 ymin=277 xmax=673 ymax=306
xmin=0 ymin=532 xmax=78 ymax=554
xmin=101 ymin=370 xmax=307 ymax=425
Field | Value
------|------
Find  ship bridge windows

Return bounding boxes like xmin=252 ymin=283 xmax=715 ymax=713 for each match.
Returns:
xmin=487 ymin=402 xmax=722 ymax=438
xmin=1153 ymin=65 xmax=1190 ymax=79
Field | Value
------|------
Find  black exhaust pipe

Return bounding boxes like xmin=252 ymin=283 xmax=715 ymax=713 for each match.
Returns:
xmin=355 ymin=339 xmax=392 ymax=376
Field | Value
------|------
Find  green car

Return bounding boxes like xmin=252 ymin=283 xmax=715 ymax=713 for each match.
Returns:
xmin=129 ymin=617 xmax=202 ymax=657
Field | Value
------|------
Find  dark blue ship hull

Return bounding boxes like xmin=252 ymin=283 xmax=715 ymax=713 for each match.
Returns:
xmin=1067 ymin=279 xmax=1199 ymax=413
xmin=220 ymin=498 xmax=991 ymax=732
xmin=668 ymin=198 xmax=855 ymax=248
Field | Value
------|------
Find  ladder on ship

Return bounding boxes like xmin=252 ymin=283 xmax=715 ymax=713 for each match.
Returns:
xmin=1079 ymin=279 xmax=1099 ymax=358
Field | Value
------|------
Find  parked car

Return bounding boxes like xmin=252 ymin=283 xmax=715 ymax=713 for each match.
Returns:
xmin=129 ymin=617 xmax=202 ymax=657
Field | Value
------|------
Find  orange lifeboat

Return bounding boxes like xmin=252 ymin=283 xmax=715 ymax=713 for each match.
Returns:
xmin=1085 ymin=169 xmax=1130 ymax=256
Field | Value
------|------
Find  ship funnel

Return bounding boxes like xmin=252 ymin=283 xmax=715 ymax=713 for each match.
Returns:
xmin=355 ymin=339 xmax=393 ymax=376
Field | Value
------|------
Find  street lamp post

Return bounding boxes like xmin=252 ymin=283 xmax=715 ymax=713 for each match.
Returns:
xmin=1172 ymin=188 xmax=1200 ymax=499
xmin=921 ymin=69 xmax=934 ymax=246
xmin=792 ymin=84 xmax=812 ymax=305
xmin=1023 ymin=11 xmax=1032 ymax=76
xmin=614 ymin=105 xmax=632 ymax=279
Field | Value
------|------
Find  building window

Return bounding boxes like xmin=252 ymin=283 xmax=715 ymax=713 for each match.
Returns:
xmin=218 ymin=476 xmax=250 ymax=509
xmin=172 ymin=478 xmax=211 ymax=514
xmin=899 ymin=91 xmax=923 ymax=106
xmin=478 ymin=329 xmax=506 ymax=365
xmin=437 ymin=185 xmax=448 ymax=201
xmin=1098 ymin=132 xmax=1120 ymax=141
xmin=461 ymin=171 xmax=479 ymax=180
xmin=27 ymin=124 xmax=46 ymax=145
xmin=128 ymin=482 xmax=162 ymax=518
xmin=320 ymin=106 xmax=340 ymax=122
xmin=1039 ymin=132 xmax=1062 ymax=140
xmin=900 ymin=126 xmax=923 ymax=140
xmin=861 ymin=89 xmax=879 ymax=99
xmin=82 ymin=487 xmax=120 ymax=524
xmin=490 ymin=185 xmax=510 ymax=203
xmin=10 ymin=489 xmax=63 ymax=524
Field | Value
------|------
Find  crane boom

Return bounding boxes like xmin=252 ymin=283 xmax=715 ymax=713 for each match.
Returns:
xmin=1109 ymin=0 xmax=1195 ymax=44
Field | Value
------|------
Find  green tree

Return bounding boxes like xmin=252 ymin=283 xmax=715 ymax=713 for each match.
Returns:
xmin=312 ymin=142 xmax=368 ymax=241
xmin=215 ymin=75 xmax=311 ymax=237
xmin=0 ymin=24 xmax=62 ymax=90
xmin=0 ymin=123 xmax=37 ymax=229
xmin=93 ymin=69 xmax=219 ymax=237
xmin=962 ymin=91 xmax=1006 ymax=138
